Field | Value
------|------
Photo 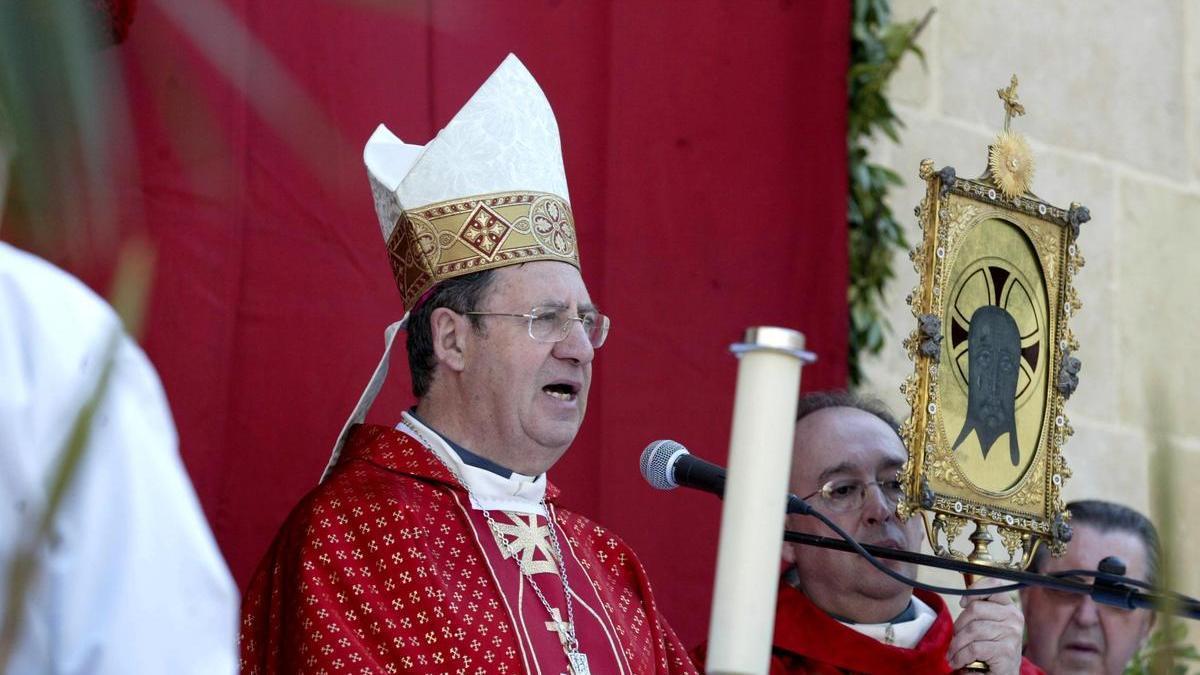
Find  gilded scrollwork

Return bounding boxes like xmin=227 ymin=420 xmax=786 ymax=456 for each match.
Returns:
xmin=1020 ymin=218 xmax=1060 ymax=280
xmin=1009 ymin=458 xmax=1044 ymax=507
xmin=910 ymin=194 xmax=934 ymax=282
xmin=998 ymin=526 xmax=1027 ymax=566
xmin=925 ymin=453 xmax=966 ymax=490
xmin=930 ymin=513 xmax=969 ymax=561
xmin=940 ymin=200 xmax=978 ymax=256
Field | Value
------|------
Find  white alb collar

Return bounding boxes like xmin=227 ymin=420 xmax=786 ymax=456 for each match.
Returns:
xmin=837 ymin=594 xmax=938 ymax=650
xmin=398 ymin=411 xmax=547 ymax=516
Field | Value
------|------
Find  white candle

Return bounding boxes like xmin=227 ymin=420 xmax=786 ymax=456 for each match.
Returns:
xmin=706 ymin=327 xmax=812 ymax=675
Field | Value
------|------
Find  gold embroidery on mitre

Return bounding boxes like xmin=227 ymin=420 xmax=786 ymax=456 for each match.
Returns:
xmin=458 ymin=203 xmax=513 ymax=259
xmin=386 ymin=190 xmax=578 ymax=309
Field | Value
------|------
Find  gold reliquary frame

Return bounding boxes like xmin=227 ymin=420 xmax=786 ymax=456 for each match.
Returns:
xmin=896 ymin=155 xmax=1090 ymax=569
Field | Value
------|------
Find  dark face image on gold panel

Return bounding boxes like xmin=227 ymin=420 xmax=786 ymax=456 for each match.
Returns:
xmin=952 ymin=306 xmax=1020 ymax=466
xmin=939 ymin=217 xmax=1049 ymax=494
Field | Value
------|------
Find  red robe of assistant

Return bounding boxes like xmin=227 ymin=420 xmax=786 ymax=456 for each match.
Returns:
xmin=240 ymin=423 xmax=696 ymax=674
xmin=698 ymin=578 xmax=1044 ymax=674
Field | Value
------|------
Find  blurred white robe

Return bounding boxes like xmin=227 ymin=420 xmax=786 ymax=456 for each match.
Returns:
xmin=0 ymin=241 xmax=237 ymax=674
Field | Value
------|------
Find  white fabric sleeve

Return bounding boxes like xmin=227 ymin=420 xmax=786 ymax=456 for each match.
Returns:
xmin=0 ymin=243 xmax=238 ymax=675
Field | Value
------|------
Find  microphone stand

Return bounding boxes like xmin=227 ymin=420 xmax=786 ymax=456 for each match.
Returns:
xmin=784 ymin=529 xmax=1200 ymax=620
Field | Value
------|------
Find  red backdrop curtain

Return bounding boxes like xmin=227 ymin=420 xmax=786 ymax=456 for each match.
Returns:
xmin=34 ymin=0 xmax=849 ymax=646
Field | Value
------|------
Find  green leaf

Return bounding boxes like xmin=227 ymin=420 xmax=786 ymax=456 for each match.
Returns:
xmin=846 ymin=0 xmax=925 ymax=386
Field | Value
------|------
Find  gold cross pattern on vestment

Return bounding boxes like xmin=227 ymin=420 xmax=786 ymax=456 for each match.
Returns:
xmin=492 ymin=512 xmax=559 ymax=575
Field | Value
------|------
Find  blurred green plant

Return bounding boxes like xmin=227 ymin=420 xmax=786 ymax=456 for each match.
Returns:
xmin=1126 ymin=621 xmax=1200 ymax=675
xmin=1125 ymin=383 xmax=1200 ymax=675
xmin=847 ymin=0 xmax=930 ymax=385
xmin=0 ymin=0 xmax=120 ymax=256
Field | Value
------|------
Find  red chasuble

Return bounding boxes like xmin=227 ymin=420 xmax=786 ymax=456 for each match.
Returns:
xmin=696 ymin=578 xmax=1044 ymax=674
xmin=240 ymin=424 xmax=697 ymax=675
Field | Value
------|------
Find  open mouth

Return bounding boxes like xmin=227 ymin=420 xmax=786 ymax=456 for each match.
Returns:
xmin=543 ymin=382 xmax=579 ymax=402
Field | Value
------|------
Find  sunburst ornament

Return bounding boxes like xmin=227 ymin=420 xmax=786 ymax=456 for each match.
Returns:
xmin=989 ymin=130 xmax=1035 ymax=200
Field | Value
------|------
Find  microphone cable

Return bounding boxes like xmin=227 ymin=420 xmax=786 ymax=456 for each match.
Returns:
xmin=788 ymin=502 xmax=1026 ymax=597
xmin=791 ymin=504 xmax=1200 ymax=604
xmin=640 ymin=439 xmax=1191 ymax=602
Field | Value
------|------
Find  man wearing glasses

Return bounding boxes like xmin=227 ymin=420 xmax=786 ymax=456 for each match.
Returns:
xmin=240 ymin=55 xmax=695 ymax=675
xmin=1021 ymin=500 xmax=1159 ymax=675
xmin=766 ymin=391 xmax=1040 ymax=674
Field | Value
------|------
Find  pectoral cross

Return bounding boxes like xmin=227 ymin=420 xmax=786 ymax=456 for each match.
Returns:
xmin=545 ymin=609 xmax=590 ymax=675
xmin=545 ymin=608 xmax=572 ymax=649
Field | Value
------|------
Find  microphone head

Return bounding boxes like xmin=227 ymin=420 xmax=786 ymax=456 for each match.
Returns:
xmin=640 ymin=440 xmax=689 ymax=490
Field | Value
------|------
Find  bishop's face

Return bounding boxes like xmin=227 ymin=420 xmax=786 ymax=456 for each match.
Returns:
xmin=460 ymin=261 xmax=595 ymax=474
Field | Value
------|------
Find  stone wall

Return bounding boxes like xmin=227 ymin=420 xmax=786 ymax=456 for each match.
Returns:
xmin=858 ymin=0 xmax=1200 ymax=634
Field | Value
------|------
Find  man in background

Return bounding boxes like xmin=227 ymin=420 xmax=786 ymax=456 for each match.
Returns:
xmin=1022 ymin=500 xmax=1160 ymax=675
xmin=762 ymin=391 xmax=1040 ymax=674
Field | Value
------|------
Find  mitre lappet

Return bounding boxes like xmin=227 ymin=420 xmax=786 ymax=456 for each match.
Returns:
xmin=323 ymin=53 xmax=580 ymax=480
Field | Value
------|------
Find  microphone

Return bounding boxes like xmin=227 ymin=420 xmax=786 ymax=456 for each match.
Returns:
xmin=639 ymin=440 xmax=812 ymax=515
xmin=640 ymin=439 xmax=726 ymax=494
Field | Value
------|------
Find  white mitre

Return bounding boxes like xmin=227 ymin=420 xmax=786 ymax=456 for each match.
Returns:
xmin=362 ymin=53 xmax=578 ymax=314
xmin=323 ymin=54 xmax=579 ymax=481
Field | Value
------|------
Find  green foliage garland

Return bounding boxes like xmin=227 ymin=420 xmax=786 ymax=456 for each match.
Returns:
xmin=847 ymin=0 xmax=928 ymax=385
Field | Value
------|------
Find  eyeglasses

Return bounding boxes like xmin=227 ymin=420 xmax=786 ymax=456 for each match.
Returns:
xmin=464 ymin=305 xmax=610 ymax=348
xmin=802 ymin=478 xmax=904 ymax=514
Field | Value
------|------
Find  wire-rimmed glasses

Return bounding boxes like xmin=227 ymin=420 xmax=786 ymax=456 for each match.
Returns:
xmin=464 ymin=305 xmax=610 ymax=348
xmin=802 ymin=478 xmax=904 ymax=514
